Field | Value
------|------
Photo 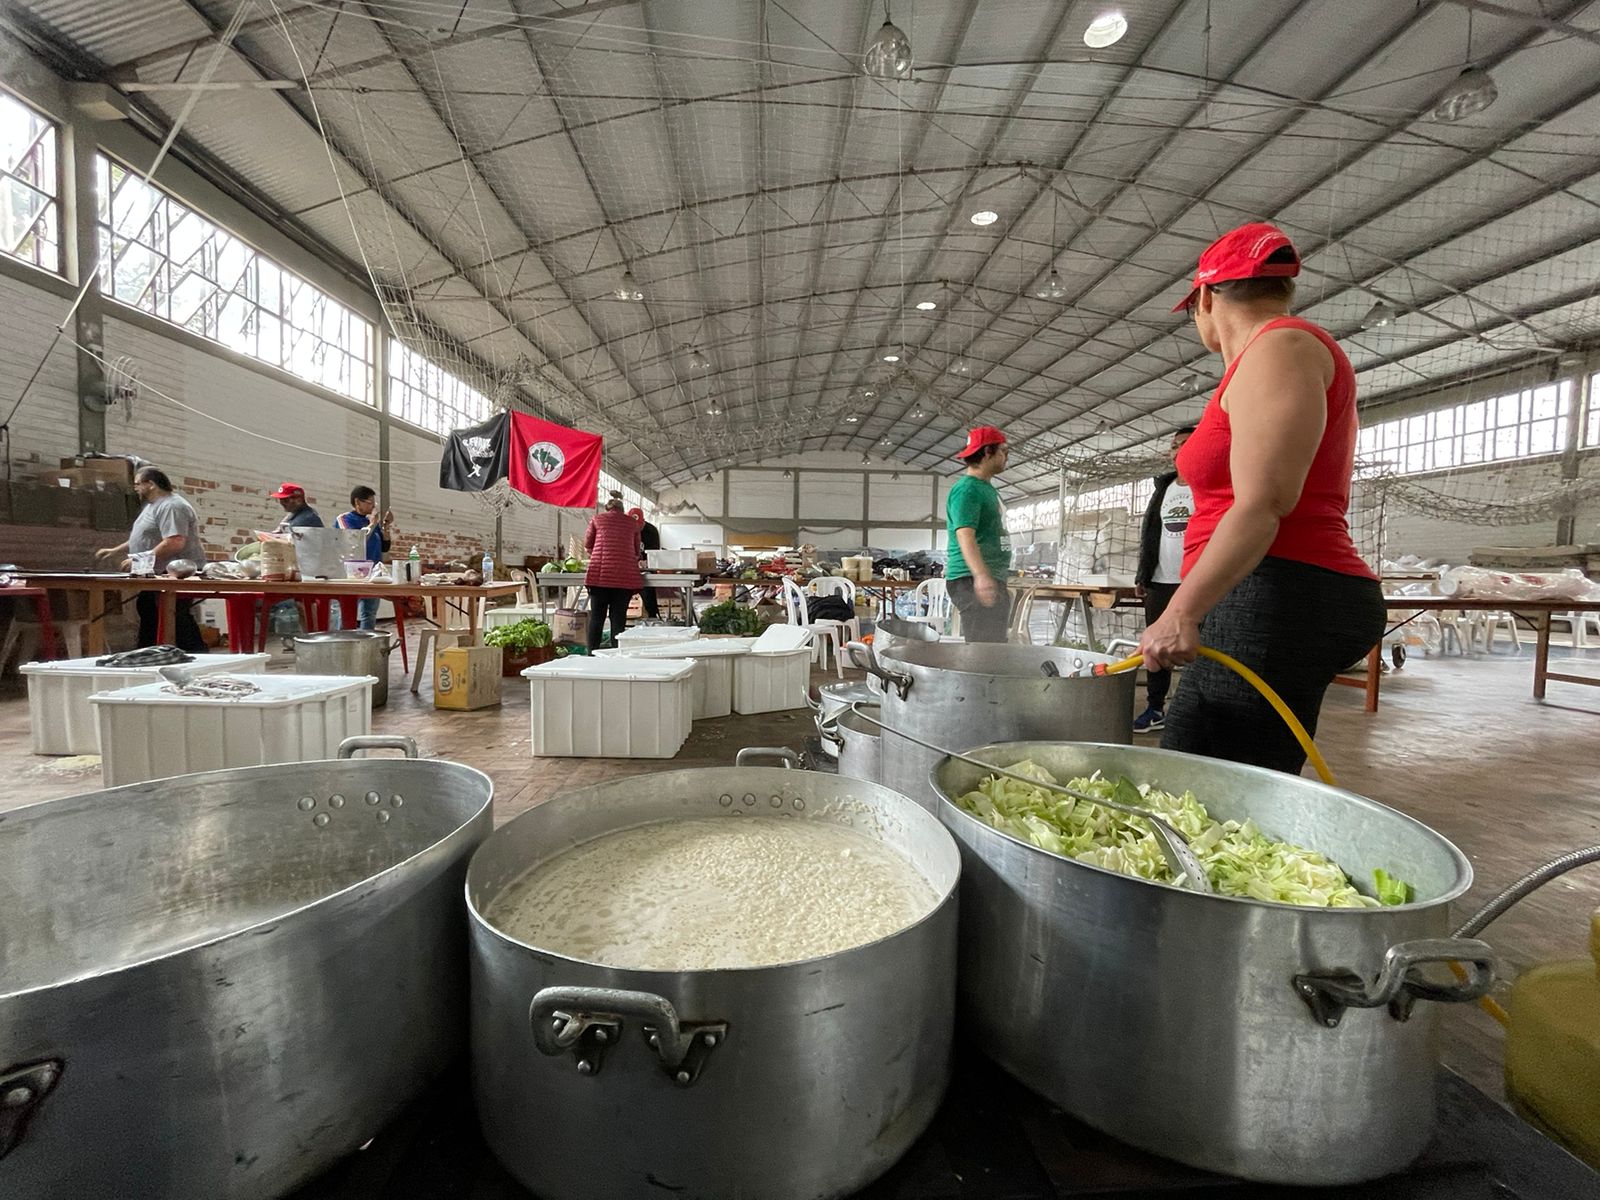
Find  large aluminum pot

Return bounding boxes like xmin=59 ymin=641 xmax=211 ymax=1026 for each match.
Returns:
xmin=819 ymin=704 xmax=883 ymax=783
xmin=850 ymin=640 xmax=1134 ymax=809
xmin=931 ymin=741 xmax=1494 ymax=1186
xmin=0 ymin=735 xmax=493 ymax=1200
xmin=807 ymin=679 xmax=876 ymax=734
xmin=295 ymin=628 xmax=397 ymax=707
xmin=467 ymin=766 xmax=961 ymax=1200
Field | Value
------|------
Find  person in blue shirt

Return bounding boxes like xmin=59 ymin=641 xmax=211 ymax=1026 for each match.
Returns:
xmin=271 ymin=482 xmax=323 ymax=530
xmin=335 ymin=485 xmax=393 ymax=630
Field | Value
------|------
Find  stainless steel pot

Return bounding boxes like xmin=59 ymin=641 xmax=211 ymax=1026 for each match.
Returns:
xmin=849 ymin=640 xmax=1135 ymax=810
xmin=930 ymin=740 xmax=1494 ymax=1186
xmin=819 ymin=705 xmax=883 ymax=783
xmin=295 ymin=629 xmax=398 ymax=707
xmin=808 ymin=679 xmax=876 ymax=733
xmin=466 ymin=766 xmax=961 ymax=1200
xmin=0 ymin=736 xmax=493 ymax=1199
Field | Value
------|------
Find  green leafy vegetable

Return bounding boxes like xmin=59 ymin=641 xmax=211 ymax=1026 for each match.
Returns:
xmin=697 ymin=599 xmax=765 ymax=636
xmin=1372 ymin=869 xmax=1415 ymax=907
xmin=955 ymin=762 xmax=1411 ymax=909
xmin=484 ymin=618 xmax=553 ymax=650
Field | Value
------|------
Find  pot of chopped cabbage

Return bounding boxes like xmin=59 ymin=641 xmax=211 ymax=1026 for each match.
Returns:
xmin=930 ymin=739 xmax=1492 ymax=1187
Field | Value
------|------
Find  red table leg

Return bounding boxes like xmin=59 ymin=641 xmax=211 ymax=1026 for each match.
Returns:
xmin=31 ymin=596 xmax=59 ymax=659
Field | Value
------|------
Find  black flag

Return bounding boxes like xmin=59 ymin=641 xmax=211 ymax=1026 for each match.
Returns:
xmin=440 ymin=411 xmax=510 ymax=491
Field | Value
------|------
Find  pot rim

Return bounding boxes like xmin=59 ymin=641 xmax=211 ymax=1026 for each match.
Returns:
xmin=2 ymin=757 xmax=492 ymax=1001
xmin=932 ymin=740 xmax=1474 ymax=916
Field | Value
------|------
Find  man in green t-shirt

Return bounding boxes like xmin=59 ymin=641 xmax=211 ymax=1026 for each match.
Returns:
xmin=944 ymin=425 xmax=1012 ymax=643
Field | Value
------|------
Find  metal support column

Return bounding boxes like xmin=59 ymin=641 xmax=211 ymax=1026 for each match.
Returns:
xmin=63 ymin=118 xmax=105 ymax=452
xmin=1555 ymin=366 xmax=1589 ymax=545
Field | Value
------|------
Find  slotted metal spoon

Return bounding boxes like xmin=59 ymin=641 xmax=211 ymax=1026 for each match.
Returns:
xmin=846 ymin=702 xmax=1213 ymax=893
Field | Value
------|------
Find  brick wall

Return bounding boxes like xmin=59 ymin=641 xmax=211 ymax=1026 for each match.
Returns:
xmin=0 ymin=268 xmax=562 ymax=570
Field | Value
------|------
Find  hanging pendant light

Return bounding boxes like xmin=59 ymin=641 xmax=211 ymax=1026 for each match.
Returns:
xmin=860 ymin=451 xmax=873 ymax=465
xmin=863 ymin=4 xmax=913 ymax=81
xmin=687 ymin=345 xmax=712 ymax=371
xmin=613 ymin=268 xmax=645 ymax=302
xmin=705 ymin=400 xmax=724 ymax=417
xmin=1432 ymin=67 xmax=1497 ymax=122
xmin=843 ymin=412 xmax=861 ymax=424
xmin=910 ymin=400 xmax=933 ymax=421
xmin=947 ymin=356 xmax=971 ymax=377
xmin=878 ymin=433 xmax=894 ymax=447
xmin=1361 ymin=300 xmax=1398 ymax=330
xmin=1032 ymin=267 xmax=1069 ymax=301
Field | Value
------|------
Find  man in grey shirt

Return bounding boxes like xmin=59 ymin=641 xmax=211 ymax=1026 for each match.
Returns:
xmin=96 ymin=466 xmax=209 ymax=650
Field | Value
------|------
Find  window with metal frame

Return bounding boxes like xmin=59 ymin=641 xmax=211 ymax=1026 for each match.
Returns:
xmin=95 ymin=154 xmax=374 ymax=404
xmin=0 ymin=91 xmax=60 ymax=274
xmin=387 ymin=340 xmax=492 ymax=436
xmin=1358 ymin=382 xmax=1572 ymax=475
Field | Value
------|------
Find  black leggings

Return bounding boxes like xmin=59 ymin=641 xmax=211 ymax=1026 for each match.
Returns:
xmin=586 ymin=587 xmax=634 ymax=650
xmin=1161 ymin=557 xmax=1385 ymax=775
xmin=136 ymin=591 xmax=208 ymax=652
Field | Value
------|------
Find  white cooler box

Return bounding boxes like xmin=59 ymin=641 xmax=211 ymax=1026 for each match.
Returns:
xmin=21 ymin=652 xmax=272 ymax=756
xmin=90 ymin=673 xmax=374 ymax=787
xmin=733 ymin=647 xmax=814 ymax=715
xmin=646 ymin=548 xmax=698 ymax=571
xmin=612 ymin=625 xmax=699 ymax=650
xmin=594 ymin=637 xmax=755 ymax=720
xmin=522 ymin=657 xmax=693 ymax=758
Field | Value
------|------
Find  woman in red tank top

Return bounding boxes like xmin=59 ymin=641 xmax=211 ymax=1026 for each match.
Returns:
xmin=1138 ymin=223 xmax=1385 ymax=775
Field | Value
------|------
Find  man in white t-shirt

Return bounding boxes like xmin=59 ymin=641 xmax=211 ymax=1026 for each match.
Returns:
xmin=1132 ymin=425 xmax=1196 ymax=732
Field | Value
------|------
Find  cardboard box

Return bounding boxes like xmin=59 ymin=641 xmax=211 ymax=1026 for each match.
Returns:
xmin=40 ymin=465 xmax=127 ymax=490
xmin=60 ymin=457 xmax=134 ymax=486
xmin=434 ymin=644 xmax=502 ymax=710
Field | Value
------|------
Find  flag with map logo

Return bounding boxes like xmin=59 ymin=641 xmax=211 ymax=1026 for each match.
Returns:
xmin=507 ymin=413 xmax=604 ymax=508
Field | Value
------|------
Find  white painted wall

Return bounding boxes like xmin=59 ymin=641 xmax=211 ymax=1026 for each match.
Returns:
xmin=0 ymin=270 xmax=566 ymax=568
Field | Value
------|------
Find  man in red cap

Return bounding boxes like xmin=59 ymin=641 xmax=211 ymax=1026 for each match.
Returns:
xmin=1140 ymin=221 xmax=1384 ymax=775
xmin=944 ymin=425 xmax=1012 ymax=643
xmin=271 ymin=481 xmax=324 ymax=532
xmin=625 ymin=501 xmax=662 ymax=619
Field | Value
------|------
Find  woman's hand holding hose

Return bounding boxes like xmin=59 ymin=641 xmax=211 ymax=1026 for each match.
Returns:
xmin=1138 ymin=606 xmax=1201 ymax=670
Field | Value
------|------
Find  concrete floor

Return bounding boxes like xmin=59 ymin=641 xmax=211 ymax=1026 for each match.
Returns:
xmin=4 ymin=639 xmax=1598 ymax=1104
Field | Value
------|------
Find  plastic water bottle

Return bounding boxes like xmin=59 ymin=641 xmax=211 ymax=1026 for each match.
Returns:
xmin=408 ymin=545 xmax=420 ymax=582
xmin=481 ymin=551 xmax=494 ymax=581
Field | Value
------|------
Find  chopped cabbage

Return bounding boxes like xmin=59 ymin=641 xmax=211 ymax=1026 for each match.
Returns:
xmin=955 ymin=762 xmax=1410 ymax=909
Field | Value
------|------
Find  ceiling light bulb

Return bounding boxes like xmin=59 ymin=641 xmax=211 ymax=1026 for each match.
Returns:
xmin=1083 ymin=11 xmax=1128 ymax=49
xmin=910 ymin=404 xmax=930 ymax=420
xmin=863 ymin=18 xmax=913 ymax=80
xmin=687 ymin=346 xmax=712 ymax=371
xmin=970 ymin=210 xmax=999 ymax=227
xmin=1361 ymin=300 xmax=1398 ymax=330
xmin=1032 ymin=268 xmax=1069 ymax=301
xmin=857 ymin=387 xmax=877 ymax=401
xmin=947 ymin=356 xmax=971 ymax=377
xmin=705 ymin=401 xmax=724 ymax=417
xmin=613 ymin=268 xmax=645 ymax=302
xmin=916 ymin=300 xmax=938 ymax=311
xmin=860 ymin=451 xmax=873 ymax=465
xmin=844 ymin=412 xmax=861 ymax=424
xmin=1431 ymin=66 xmax=1498 ymax=123
xmin=782 ymin=468 xmax=793 ymax=478
xmin=878 ymin=434 xmax=893 ymax=447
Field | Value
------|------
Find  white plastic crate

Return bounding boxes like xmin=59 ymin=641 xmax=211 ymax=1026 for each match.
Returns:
xmin=483 ymin=604 xmax=547 ymax=631
xmin=732 ymin=647 xmax=814 ymax=715
xmin=594 ymin=637 xmax=755 ymax=720
xmin=21 ymin=653 xmax=271 ymax=756
xmin=612 ymin=625 xmax=699 ymax=649
xmin=646 ymin=548 xmax=697 ymax=571
xmin=522 ymin=657 xmax=693 ymax=758
xmin=89 ymin=674 xmax=374 ymax=787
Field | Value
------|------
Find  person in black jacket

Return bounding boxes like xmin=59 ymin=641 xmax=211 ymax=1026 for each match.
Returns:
xmin=1132 ymin=425 xmax=1196 ymax=733
xmin=628 ymin=505 xmax=663 ymax=618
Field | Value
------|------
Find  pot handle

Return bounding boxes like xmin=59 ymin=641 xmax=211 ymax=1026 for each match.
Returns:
xmin=337 ymin=735 xmax=419 ymax=759
xmin=735 ymin=746 xmax=801 ymax=769
xmin=845 ymin=641 xmax=912 ymax=699
xmin=1293 ymin=937 xmax=1496 ymax=1027
xmin=0 ymin=1059 xmax=63 ymax=1160
xmin=530 ymin=987 xmax=727 ymax=1086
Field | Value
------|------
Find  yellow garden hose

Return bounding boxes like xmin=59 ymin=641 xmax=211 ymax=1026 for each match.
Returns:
xmin=1093 ymin=646 xmax=1338 ymax=787
xmin=1094 ymin=647 xmax=1513 ymax=1025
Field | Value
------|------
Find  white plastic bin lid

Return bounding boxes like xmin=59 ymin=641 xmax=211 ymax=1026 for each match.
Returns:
xmin=89 ymin=674 xmax=376 ymax=706
xmin=522 ymin=657 xmax=695 ymax=682
xmin=614 ymin=625 xmax=700 ymax=643
xmin=752 ymin=625 xmax=812 ymax=653
xmin=22 ymin=653 xmax=271 ymax=678
xmin=601 ymin=638 xmax=755 ymax=660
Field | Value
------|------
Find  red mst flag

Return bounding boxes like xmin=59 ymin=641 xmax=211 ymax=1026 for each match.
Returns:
xmin=507 ymin=413 xmax=604 ymax=507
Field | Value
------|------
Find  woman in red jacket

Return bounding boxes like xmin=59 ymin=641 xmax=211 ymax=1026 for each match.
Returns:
xmin=1138 ymin=223 xmax=1385 ymax=774
xmin=583 ymin=496 xmax=644 ymax=650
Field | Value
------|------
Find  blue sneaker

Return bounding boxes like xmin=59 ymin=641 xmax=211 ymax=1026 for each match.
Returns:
xmin=1132 ymin=707 xmax=1165 ymax=734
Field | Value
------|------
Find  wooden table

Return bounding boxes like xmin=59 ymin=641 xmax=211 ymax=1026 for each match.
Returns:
xmin=0 ymin=585 xmax=59 ymax=659
xmin=1333 ymin=595 xmax=1600 ymax=712
xmin=15 ymin=573 xmax=525 ymax=655
xmin=1016 ymin=581 xmax=1140 ymax=650
xmin=532 ymin=572 xmax=701 ymax=624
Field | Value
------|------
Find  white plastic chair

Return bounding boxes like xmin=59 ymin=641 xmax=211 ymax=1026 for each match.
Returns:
xmin=905 ymin=578 xmax=951 ymax=635
xmin=1473 ymin=610 xmax=1522 ymax=654
xmin=809 ymin=577 xmax=863 ymax=646
xmin=781 ymin=576 xmax=845 ymax=678
xmin=410 ymin=592 xmax=486 ymax=693
xmin=1556 ymin=610 xmax=1600 ymax=649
